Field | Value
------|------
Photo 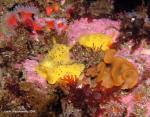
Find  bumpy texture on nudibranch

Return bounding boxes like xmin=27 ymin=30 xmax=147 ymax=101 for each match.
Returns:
xmin=36 ymin=43 xmax=85 ymax=84
xmin=78 ymin=33 xmax=112 ymax=51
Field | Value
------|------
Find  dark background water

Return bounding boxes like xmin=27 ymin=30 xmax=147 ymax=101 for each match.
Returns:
xmin=85 ymin=0 xmax=150 ymax=12
xmin=113 ymin=0 xmax=150 ymax=12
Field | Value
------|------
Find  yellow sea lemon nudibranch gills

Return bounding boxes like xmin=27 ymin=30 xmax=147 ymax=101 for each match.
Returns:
xmin=46 ymin=63 xmax=85 ymax=84
xmin=79 ymin=33 xmax=112 ymax=51
xmin=36 ymin=62 xmax=85 ymax=84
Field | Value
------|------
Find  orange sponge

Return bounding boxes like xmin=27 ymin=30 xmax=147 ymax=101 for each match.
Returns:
xmin=86 ymin=49 xmax=139 ymax=90
xmin=104 ymin=49 xmax=116 ymax=64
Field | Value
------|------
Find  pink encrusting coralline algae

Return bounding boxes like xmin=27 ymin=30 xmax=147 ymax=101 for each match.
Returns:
xmin=121 ymin=85 xmax=150 ymax=117
xmin=117 ymin=46 xmax=150 ymax=73
xmin=23 ymin=59 xmax=47 ymax=89
xmin=121 ymin=94 xmax=135 ymax=117
xmin=114 ymin=42 xmax=150 ymax=116
xmin=67 ymin=18 xmax=120 ymax=45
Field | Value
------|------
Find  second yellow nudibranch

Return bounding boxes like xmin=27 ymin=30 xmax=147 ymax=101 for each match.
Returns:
xmin=79 ymin=33 xmax=112 ymax=51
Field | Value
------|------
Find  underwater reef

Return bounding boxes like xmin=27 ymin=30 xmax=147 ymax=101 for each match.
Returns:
xmin=0 ymin=0 xmax=150 ymax=117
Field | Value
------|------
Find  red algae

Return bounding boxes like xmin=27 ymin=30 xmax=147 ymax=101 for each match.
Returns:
xmin=67 ymin=84 xmax=101 ymax=108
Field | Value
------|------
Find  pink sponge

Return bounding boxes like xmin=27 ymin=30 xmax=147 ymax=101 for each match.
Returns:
xmin=67 ymin=18 xmax=120 ymax=45
xmin=23 ymin=59 xmax=47 ymax=89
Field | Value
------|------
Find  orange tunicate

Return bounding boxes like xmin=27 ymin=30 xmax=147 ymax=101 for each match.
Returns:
xmin=104 ymin=49 xmax=116 ymax=64
xmin=100 ymin=53 xmax=138 ymax=89
xmin=111 ymin=57 xmax=125 ymax=86
xmin=97 ymin=67 xmax=114 ymax=89
xmin=121 ymin=69 xmax=138 ymax=89
xmin=96 ymin=62 xmax=106 ymax=83
xmin=86 ymin=49 xmax=139 ymax=90
xmin=85 ymin=67 xmax=98 ymax=77
xmin=122 ymin=59 xmax=136 ymax=70
xmin=97 ymin=62 xmax=106 ymax=72
xmin=111 ymin=57 xmax=138 ymax=89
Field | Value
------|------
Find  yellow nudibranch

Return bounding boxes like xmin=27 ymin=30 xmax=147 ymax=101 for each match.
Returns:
xmin=47 ymin=43 xmax=71 ymax=65
xmin=79 ymin=33 xmax=112 ymax=51
xmin=36 ymin=43 xmax=85 ymax=84
xmin=37 ymin=63 xmax=85 ymax=84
